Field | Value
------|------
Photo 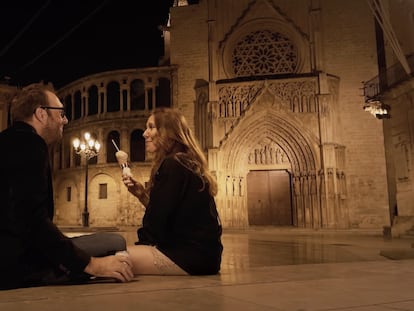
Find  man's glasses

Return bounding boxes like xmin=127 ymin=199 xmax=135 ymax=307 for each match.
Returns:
xmin=40 ymin=106 xmax=66 ymax=118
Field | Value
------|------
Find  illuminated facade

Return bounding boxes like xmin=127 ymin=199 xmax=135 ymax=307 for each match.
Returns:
xmin=161 ymin=0 xmax=413 ymax=231
xmin=1 ymin=0 xmax=413 ymax=234
xmin=52 ymin=67 xmax=175 ymax=227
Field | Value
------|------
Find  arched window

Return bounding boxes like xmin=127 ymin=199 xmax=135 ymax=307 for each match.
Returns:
xmin=148 ymin=88 xmax=153 ymax=110
xmin=107 ymin=82 xmax=120 ymax=112
xmin=130 ymin=79 xmax=145 ymax=110
xmin=130 ymin=129 xmax=145 ymax=162
xmin=107 ymin=131 xmax=120 ymax=163
xmin=64 ymin=95 xmax=72 ymax=121
xmin=196 ymin=92 xmax=208 ymax=150
xmin=74 ymin=91 xmax=82 ymax=119
xmin=156 ymin=77 xmax=171 ymax=108
xmin=88 ymin=85 xmax=99 ymax=115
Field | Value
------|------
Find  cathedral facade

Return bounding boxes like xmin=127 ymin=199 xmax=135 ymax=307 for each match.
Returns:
xmin=1 ymin=0 xmax=413 ymax=234
xmin=166 ymin=0 xmax=388 ymax=230
xmin=162 ymin=0 xmax=413 ymax=232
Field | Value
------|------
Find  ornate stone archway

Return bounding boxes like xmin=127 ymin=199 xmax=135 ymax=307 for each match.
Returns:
xmin=215 ymin=105 xmax=321 ymax=228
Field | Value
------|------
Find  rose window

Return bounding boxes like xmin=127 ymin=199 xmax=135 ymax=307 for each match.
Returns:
xmin=232 ymin=30 xmax=297 ymax=76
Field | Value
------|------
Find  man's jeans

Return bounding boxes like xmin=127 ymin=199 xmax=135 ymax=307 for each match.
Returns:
xmin=24 ymin=232 xmax=127 ymax=287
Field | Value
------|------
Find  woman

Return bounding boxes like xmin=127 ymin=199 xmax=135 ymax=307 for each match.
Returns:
xmin=123 ymin=107 xmax=223 ymax=275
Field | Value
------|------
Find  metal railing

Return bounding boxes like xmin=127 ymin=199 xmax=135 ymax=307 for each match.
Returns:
xmin=363 ymin=53 xmax=414 ymax=101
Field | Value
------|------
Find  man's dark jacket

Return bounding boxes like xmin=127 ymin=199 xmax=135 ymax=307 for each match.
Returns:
xmin=0 ymin=122 xmax=90 ymax=290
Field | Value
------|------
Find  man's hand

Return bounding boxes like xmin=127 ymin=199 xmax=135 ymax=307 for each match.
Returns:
xmin=84 ymin=255 xmax=134 ymax=282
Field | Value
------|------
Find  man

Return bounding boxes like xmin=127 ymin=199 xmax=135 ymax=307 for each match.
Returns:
xmin=0 ymin=83 xmax=133 ymax=290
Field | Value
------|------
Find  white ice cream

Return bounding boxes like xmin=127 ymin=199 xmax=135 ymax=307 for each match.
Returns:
xmin=115 ymin=150 xmax=133 ymax=177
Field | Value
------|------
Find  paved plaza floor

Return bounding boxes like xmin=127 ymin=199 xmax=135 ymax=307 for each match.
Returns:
xmin=1 ymin=227 xmax=414 ymax=311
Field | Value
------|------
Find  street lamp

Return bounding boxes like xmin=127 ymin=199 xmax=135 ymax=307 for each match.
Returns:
xmin=73 ymin=132 xmax=101 ymax=227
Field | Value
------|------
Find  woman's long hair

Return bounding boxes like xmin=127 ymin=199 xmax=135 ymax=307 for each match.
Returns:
xmin=148 ymin=107 xmax=217 ymax=196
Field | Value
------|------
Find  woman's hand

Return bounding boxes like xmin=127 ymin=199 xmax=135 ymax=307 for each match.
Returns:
xmin=122 ymin=175 xmax=142 ymax=198
xmin=122 ymin=175 xmax=149 ymax=206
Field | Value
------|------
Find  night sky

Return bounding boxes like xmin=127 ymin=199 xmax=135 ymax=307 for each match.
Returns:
xmin=0 ymin=0 xmax=175 ymax=88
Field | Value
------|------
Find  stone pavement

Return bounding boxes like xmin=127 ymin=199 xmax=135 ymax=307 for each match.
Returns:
xmin=1 ymin=227 xmax=414 ymax=311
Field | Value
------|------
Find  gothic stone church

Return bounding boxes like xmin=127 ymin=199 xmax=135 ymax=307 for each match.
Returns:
xmin=1 ymin=0 xmax=413 ymax=235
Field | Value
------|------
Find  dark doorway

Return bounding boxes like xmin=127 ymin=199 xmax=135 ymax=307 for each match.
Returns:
xmin=247 ymin=170 xmax=292 ymax=226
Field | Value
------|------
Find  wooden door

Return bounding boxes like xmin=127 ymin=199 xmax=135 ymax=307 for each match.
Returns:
xmin=247 ymin=170 xmax=292 ymax=225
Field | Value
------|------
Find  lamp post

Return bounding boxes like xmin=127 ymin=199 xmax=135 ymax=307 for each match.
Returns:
xmin=73 ymin=132 xmax=100 ymax=227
